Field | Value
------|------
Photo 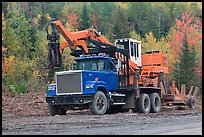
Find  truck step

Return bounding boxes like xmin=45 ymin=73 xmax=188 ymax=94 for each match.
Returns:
xmin=111 ymin=92 xmax=125 ymax=105
xmin=111 ymin=93 xmax=125 ymax=97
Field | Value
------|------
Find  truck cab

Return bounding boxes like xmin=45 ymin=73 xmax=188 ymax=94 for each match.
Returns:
xmin=46 ymin=55 xmax=119 ymax=115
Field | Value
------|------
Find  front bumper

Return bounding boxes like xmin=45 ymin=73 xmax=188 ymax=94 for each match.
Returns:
xmin=46 ymin=94 xmax=94 ymax=105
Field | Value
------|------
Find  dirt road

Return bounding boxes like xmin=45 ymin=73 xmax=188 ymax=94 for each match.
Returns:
xmin=2 ymin=108 xmax=202 ymax=135
xmin=2 ymin=90 xmax=202 ymax=135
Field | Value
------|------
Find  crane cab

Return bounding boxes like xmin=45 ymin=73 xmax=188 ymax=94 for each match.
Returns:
xmin=115 ymin=38 xmax=142 ymax=67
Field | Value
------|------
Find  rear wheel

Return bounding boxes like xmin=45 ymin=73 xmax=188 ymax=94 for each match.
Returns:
xmin=150 ymin=93 xmax=161 ymax=113
xmin=187 ymin=96 xmax=195 ymax=109
xmin=89 ymin=91 xmax=108 ymax=115
xmin=48 ymin=104 xmax=67 ymax=116
xmin=138 ymin=93 xmax=151 ymax=113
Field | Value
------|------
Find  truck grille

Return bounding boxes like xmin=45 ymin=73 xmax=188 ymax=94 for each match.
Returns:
xmin=56 ymin=71 xmax=82 ymax=95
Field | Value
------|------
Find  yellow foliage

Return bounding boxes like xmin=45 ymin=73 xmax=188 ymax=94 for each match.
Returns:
xmin=197 ymin=2 xmax=202 ymax=9
xmin=2 ymin=47 xmax=7 ymax=52
xmin=32 ymin=14 xmax=43 ymax=27
xmin=62 ymin=4 xmax=69 ymax=20
xmin=2 ymin=12 xmax=6 ymax=33
xmin=8 ymin=55 xmax=15 ymax=63
xmin=115 ymin=2 xmax=129 ymax=10
xmin=33 ymin=70 xmax=41 ymax=78
xmin=142 ymin=32 xmax=158 ymax=52
xmin=2 ymin=58 xmax=9 ymax=76
xmin=32 ymin=17 xmax=39 ymax=27
xmin=129 ymin=31 xmax=142 ymax=41
xmin=46 ymin=13 xmax=51 ymax=20
xmin=2 ymin=56 xmax=16 ymax=77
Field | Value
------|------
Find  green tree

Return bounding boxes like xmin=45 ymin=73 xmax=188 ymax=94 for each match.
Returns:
xmin=143 ymin=12 xmax=161 ymax=40
xmin=172 ymin=2 xmax=188 ymax=19
xmin=152 ymin=3 xmax=172 ymax=38
xmin=128 ymin=2 xmax=150 ymax=37
xmin=79 ymin=4 xmax=91 ymax=30
xmin=38 ymin=2 xmax=48 ymax=30
xmin=129 ymin=30 xmax=142 ymax=41
xmin=112 ymin=6 xmax=130 ymax=39
xmin=174 ymin=33 xmax=197 ymax=91
xmin=90 ymin=2 xmax=116 ymax=38
xmin=113 ymin=24 xmax=121 ymax=39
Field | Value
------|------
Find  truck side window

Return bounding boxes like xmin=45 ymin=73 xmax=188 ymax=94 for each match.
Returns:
xmin=108 ymin=60 xmax=115 ymax=71
xmin=98 ymin=60 xmax=105 ymax=71
xmin=91 ymin=63 xmax=97 ymax=71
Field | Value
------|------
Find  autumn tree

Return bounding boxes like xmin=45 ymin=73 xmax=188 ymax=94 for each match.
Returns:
xmin=2 ymin=2 xmax=202 ymax=96
xmin=173 ymin=34 xmax=197 ymax=91
xmin=169 ymin=11 xmax=202 ymax=89
xmin=91 ymin=13 xmax=99 ymax=29
xmin=168 ymin=11 xmax=202 ymax=84
xmin=61 ymin=3 xmax=69 ymax=25
xmin=67 ymin=12 xmax=79 ymax=31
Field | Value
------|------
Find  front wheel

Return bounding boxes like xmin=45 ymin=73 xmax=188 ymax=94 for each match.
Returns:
xmin=48 ymin=104 xmax=67 ymax=116
xmin=89 ymin=91 xmax=108 ymax=115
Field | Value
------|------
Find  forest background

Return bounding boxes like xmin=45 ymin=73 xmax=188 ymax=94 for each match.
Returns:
xmin=2 ymin=2 xmax=202 ymax=96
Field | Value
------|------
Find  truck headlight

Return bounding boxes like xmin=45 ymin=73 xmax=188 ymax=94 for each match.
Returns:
xmin=48 ymin=86 xmax=55 ymax=90
xmin=85 ymin=84 xmax=94 ymax=89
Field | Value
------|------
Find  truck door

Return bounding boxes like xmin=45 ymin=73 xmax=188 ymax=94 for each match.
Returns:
xmin=107 ymin=59 xmax=118 ymax=90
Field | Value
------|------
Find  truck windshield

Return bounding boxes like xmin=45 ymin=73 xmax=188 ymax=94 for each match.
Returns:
xmin=77 ymin=59 xmax=106 ymax=71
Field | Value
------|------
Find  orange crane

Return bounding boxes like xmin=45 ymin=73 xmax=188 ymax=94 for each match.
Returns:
xmin=48 ymin=19 xmax=168 ymax=87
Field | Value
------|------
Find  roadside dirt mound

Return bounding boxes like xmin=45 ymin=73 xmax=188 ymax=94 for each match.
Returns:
xmin=2 ymin=91 xmax=50 ymax=118
xmin=2 ymin=86 xmax=202 ymax=118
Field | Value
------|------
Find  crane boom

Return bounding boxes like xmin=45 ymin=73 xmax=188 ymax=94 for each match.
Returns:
xmin=51 ymin=20 xmax=112 ymax=54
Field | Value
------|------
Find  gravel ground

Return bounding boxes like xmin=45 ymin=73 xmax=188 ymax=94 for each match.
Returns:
xmin=2 ymin=108 xmax=202 ymax=135
xmin=2 ymin=90 xmax=202 ymax=135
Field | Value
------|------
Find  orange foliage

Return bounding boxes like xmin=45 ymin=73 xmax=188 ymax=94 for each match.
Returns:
xmin=169 ymin=11 xmax=202 ymax=57
xmin=91 ymin=13 xmax=98 ymax=28
xmin=67 ymin=12 xmax=79 ymax=31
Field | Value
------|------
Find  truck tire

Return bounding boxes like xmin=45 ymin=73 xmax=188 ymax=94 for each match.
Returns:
xmin=150 ymin=93 xmax=161 ymax=113
xmin=89 ymin=91 xmax=108 ymax=115
xmin=57 ymin=106 xmax=67 ymax=115
xmin=187 ymin=96 xmax=195 ymax=109
xmin=48 ymin=104 xmax=66 ymax=116
xmin=138 ymin=93 xmax=151 ymax=113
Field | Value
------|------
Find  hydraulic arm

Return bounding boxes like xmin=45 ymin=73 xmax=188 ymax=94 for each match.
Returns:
xmin=47 ymin=19 xmax=115 ymax=68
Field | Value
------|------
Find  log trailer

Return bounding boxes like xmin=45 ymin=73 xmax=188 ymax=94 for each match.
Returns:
xmin=45 ymin=19 xmax=198 ymax=115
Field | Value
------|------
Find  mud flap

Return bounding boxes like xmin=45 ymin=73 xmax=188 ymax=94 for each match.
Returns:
xmin=123 ymin=89 xmax=137 ymax=109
